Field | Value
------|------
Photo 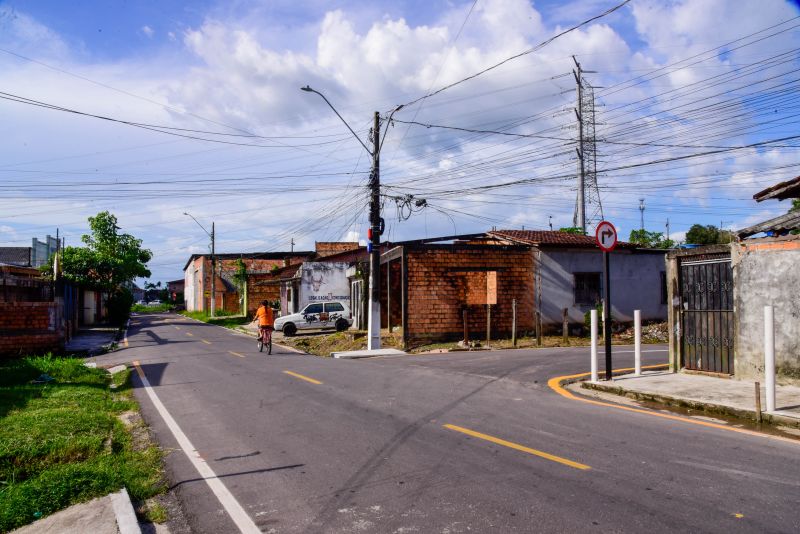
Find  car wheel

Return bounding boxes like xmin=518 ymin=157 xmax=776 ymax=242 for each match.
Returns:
xmin=335 ymin=318 xmax=349 ymax=332
xmin=283 ymin=323 xmax=297 ymax=337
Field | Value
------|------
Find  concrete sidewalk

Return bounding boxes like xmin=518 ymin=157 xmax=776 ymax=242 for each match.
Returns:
xmin=65 ymin=327 xmax=119 ymax=356
xmin=12 ymin=488 xmax=140 ymax=534
xmin=583 ymin=370 xmax=800 ymax=427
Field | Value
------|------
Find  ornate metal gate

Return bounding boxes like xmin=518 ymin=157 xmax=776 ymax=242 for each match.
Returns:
xmin=680 ymin=257 xmax=734 ymax=374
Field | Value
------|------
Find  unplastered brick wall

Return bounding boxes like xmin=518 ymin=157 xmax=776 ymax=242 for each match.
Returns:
xmin=404 ymin=246 xmax=534 ymax=345
xmin=0 ymin=301 xmax=62 ymax=356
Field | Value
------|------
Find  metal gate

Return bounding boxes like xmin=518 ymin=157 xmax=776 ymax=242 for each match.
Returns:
xmin=680 ymin=257 xmax=734 ymax=374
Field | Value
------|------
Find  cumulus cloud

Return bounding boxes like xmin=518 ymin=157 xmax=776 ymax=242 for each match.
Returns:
xmin=2 ymin=0 xmax=799 ymax=281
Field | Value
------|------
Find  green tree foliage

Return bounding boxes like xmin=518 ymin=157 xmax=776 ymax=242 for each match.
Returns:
xmin=558 ymin=227 xmax=585 ymax=235
xmin=628 ymin=229 xmax=675 ymax=249
xmin=685 ymin=224 xmax=732 ymax=245
xmin=791 ymin=199 xmax=800 ymax=213
xmin=60 ymin=212 xmax=152 ymax=291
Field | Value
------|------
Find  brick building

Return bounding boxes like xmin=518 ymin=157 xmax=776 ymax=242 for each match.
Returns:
xmin=0 ymin=264 xmax=62 ymax=356
xmin=380 ymin=239 xmax=535 ymax=347
xmin=183 ymin=251 xmax=314 ymax=315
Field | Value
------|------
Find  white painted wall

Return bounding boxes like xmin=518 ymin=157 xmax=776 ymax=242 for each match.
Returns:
xmin=297 ymin=262 xmax=351 ymax=311
xmin=539 ymin=248 xmax=667 ymax=325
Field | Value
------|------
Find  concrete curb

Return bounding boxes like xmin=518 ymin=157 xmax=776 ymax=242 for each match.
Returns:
xmin=109 ymin=487 xmax=141 ymax=534
xmin=580 ymin=380 xmax=800 ymax=429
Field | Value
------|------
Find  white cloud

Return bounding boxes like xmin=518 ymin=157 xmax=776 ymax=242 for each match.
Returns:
xmin=141 ymin=25 xmax=154 ymax=38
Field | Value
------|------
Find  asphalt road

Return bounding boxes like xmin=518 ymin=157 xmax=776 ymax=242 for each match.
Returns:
xmin=108 ymin=312 xmax=800 ymax=533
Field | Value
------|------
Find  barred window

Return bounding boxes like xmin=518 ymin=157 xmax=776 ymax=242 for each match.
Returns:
xmin=574 ymin=272 xmax=601 ymax=305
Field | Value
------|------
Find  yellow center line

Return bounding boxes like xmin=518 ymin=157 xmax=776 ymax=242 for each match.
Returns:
xmin=186 ymin=332 xmax=193 ymax=337
xmin=174 ymin=326 xmax=180 ymax=330
xmin=283 ymin=370 xmax=323 ymax=385
xmin=228 ymin=351 xmax=245 ymax=358
xmin=132 ymin=360 xmax=145 ymax=379
xmin=201 ymin=339 xmax=211 ymax=345
xmin=548 ymin=365 xmax=800 ymax=445
xmin=444 ymin=424 xmax=591 ymax=470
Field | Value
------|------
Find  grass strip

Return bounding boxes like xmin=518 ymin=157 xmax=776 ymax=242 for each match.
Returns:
xmin=0 ymin=355 xmax=164 ymax=532
xmin=179 ymin=310 xmax=249 ymax=328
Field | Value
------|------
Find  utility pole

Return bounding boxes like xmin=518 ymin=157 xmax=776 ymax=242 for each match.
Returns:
xmin=290 ymin=238 xmax=295 ymax=253
xmin=666 ymin=218 xmax=670 ymax=243
xmin=548 ymin=215 xmax=553 ymax=231
xmin=573 ymin=56 xmax=586 ymax=233
xmin=210 ymin=222 xmax=216 ymax=318
xmin=368 ymin=111 xmax=382 ymax=350
xmin=639 ymin=198 xmax=645 ymax=231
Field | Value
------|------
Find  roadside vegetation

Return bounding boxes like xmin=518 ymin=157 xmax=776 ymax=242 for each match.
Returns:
xmin=278 ymin=322 xmax=669 ymax=357
xmin=131 ymin=303 xmax=172 ymax=313
xmin=179 ymin=310 xmax=250 ymax=329
xmin=0 ymin=355 xmax=165 ymax=531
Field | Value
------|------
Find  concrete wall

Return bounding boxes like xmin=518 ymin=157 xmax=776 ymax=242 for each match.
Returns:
xmin=733 ymin=237 xmax=800 ymax=384
xmin=539 ymin=248 xmax=667 ymax=327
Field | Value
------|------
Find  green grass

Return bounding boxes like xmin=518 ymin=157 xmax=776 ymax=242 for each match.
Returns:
xmin=0 ymin=355 xmax=165 ymax=532
xmin=179 ymin=310 xmax=249 ymax=329
xmin=131 ymin=303 xmax=172 ymax=313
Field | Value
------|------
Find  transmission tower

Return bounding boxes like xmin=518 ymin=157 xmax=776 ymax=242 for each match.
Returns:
xmin=572 ymin=57 xmax=603 ymax=232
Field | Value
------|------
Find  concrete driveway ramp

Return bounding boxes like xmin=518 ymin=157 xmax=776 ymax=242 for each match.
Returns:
xmin=331 ymin=348 xmax=406 ymax=359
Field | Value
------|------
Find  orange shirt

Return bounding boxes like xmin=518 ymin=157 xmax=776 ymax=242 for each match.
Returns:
xmin=255 ymin=306 xmax=274 ymax=327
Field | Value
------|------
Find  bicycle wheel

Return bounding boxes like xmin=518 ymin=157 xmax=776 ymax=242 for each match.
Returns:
xmin=267 ymin=334 xmax=272 ymax=355
xmin=258 ymin=338 xmax=264 ymax=352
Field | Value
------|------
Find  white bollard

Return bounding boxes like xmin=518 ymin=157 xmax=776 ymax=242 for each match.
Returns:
xmin=634 ymin=310 xmax=642 ymax=376
xmin=764 ymin=305 xmax=776 ymax=412
xmin=590 ymin=309 xmax=598 ymax=382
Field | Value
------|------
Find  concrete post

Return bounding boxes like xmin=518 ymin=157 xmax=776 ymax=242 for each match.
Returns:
xmin=590 ymin=309 xmax=598 ymax=382
xmin=634 ymin=309 xmax=642 ymax=376
xmin=764 ymin=305 xmax=776 ymax=412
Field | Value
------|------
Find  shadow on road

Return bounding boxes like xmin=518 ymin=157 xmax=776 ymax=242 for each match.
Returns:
xmin=168 ymin=464 xmax=304 ymax=490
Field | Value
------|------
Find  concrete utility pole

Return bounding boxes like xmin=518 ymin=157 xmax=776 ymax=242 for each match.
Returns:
xmin=184 ymin=212 xmax=215 ymax=317
xmin=211 ymin=222 xmax=216 ymax=317
xmin=290 ymin=238 xmax=295 ymax=253
xmin=301 ymin=86 xmax=401 ymax=351
xmin=573 ymin=56 xmax=586 ymax=233
xmin=368 ymin=111 xmax=382 ymax=350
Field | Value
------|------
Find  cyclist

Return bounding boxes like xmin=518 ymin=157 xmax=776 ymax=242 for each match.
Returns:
xmin=252 ymin=300 xmax=274 ymax=346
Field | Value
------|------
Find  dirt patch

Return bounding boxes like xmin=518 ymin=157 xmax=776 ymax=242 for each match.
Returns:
xmin=118 ymin=410 xmax=152 ymax=452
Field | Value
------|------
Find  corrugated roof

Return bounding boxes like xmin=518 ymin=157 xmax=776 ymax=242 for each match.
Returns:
xmin=0 ymin=247 xmax=32 ymax=266
xmin=488 ymin=229 xmax=641 ymax=249
xmin=753 ymin=176 xmax=800 ymax=202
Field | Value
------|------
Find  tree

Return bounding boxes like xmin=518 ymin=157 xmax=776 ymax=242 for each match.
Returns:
xmin=559 ymin=227 xmax=585 ymax=235
xmin=685 ymin=224 xmax=732 ymax=245
xmin=791 ymin=199 xmax=800 ymax=213
xmin=60 ymin=211 xmax=152 ymax=290
xmin=628 ymin=229 xmax=674 ymax=249
xmin=59 ymin=212 xmax=152 ymax=324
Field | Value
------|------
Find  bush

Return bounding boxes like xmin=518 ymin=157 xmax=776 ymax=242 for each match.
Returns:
xmin=106 ymin=288 xmax=133 ymax=326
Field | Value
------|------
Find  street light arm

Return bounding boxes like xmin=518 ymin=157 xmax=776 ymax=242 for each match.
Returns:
xmin=183 ymin=212 xmax=212 ymax=238
xmin=379 ymin=104 xmax=404 ymax=154
xmin=301 ymin=85 xmax=372 ymax=156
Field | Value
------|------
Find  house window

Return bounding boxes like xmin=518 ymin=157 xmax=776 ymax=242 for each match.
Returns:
xmin=661 ymin=271 xmax=667 ymax=305
xmin=574 ymin=272 xmax=601 ymax=305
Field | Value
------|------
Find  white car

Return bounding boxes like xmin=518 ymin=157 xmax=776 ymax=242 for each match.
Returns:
xmin=274 ymin=301 xmax=352 ymax=336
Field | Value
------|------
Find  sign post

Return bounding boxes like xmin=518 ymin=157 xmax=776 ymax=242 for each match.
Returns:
xmin=595 ymin=221 xmax=618 ymax=381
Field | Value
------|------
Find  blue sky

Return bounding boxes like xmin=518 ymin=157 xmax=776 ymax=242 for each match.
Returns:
xmin=1 ymin=0 xmax=799 ymax=283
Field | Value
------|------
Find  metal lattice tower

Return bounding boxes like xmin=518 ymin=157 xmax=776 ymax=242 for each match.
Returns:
xmin=582 ymin=82 xmax=603 ymax=229
xmin=572 ymin=57 xmax=603 ymax=232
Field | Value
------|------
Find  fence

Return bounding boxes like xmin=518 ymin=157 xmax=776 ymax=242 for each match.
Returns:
xmin=1 ymin=276 xmax=53 ymax=302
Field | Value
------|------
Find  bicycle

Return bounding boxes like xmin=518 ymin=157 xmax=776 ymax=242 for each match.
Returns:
xmin=257 ymin=326 xmax=273 ymax=354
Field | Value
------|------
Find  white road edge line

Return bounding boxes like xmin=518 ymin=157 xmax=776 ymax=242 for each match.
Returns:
xmin=133 ymin=363 xmax=260 ymax=534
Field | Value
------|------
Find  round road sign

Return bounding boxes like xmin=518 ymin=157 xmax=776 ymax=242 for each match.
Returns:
xmin=595 ymin=221 xmax=618 ymax=252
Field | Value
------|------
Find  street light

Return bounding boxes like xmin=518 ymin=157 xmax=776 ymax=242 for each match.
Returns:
xmin=301 ymin=85 xmax=396 ymax=350
xmin=184 ymin=212 xmax=216 ymax=318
